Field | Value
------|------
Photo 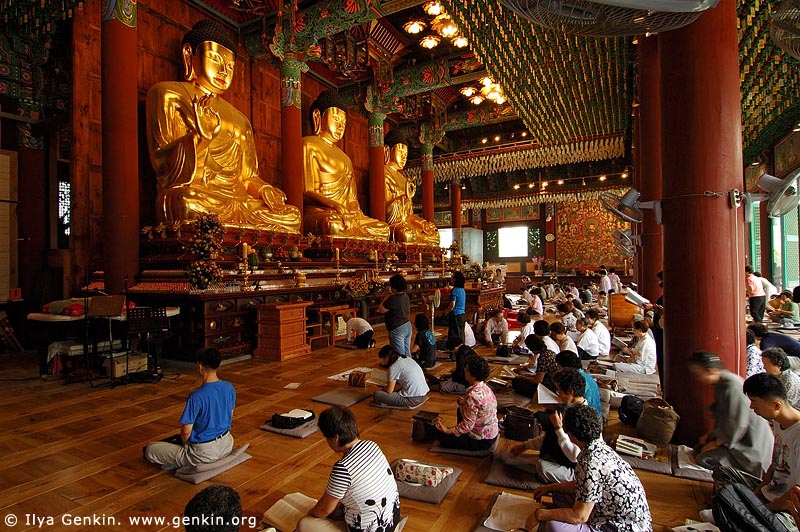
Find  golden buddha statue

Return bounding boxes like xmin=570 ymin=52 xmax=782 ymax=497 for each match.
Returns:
xmin=302 ymin=91 xmax=390 ymax=240
xmin=146 ymin=19 xmax=300 ymax=233
xmin=384 ymin=130 xmax=440 ymax=246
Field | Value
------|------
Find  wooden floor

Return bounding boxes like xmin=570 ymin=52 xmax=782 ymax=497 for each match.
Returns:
xmin=0 ymin=328 xmax=710 ymax=532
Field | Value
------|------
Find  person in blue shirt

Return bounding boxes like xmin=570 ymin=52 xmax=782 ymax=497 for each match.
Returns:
xmin=144 ymin=347 xmax=236 ymax=469
xmin=446 ymin=271 xmax=467 ymax=350
xmin=555 ymin=350 xmax=602 ymax=419
xmin=749 ymin=323 xmax=800 ymax=358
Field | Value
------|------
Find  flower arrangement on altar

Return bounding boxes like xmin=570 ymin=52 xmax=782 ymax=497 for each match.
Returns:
xmin=342 ymin=278 xmax=381 ymax=299
xmin=463 ymin=261 xmax=483 ymax=279
xmin=185 ymin=214 xmax=224 ymax=290
xmin=186 ymin=260 xmax=223 ymax=291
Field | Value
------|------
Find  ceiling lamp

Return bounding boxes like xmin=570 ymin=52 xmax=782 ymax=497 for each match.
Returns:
xmin=495 ymin=95 xmax=506 ymax=105
xmin=452 ymin=35 xmax=468 ymax=48
xmin=460 ymin=86 xmax=477 ymax=97
xmin=470 ymin=95 xmax=484 ymax=105
xmin=599 ymin=175 xmax=607 ymax=181
xmin=480 ymin=76 xmax=494 ymax=86
xmin=420 ymin=34 xmax=440 ymax=49
xmin=481 ymin=138 xmax=488 ymax=144
xmin=495 ymin=135 xmax=501 ymax=141
xmin=521 ymin=131 xmax=528 ymax=137
xmin=527 ymin=182 xmax=534 ymax=188
xmin=557 ymin=179 xmax=564 ymax=185
xmin=423 ymin=0 xmax=442 ymax=16
xmin=438 ymin=20 xmax=459 ymax=38
xmin=485 ymin=85 xmax=502 ymax=101
xmin=403 ymin=20 xmax=426 ymax=34
xmin=621 ymin=171 xmax=629 ymax=178
xmin=513 ymin=183 xmax=520 ymax=190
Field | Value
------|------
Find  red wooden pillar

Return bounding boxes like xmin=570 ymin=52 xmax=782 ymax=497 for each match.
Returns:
xmin=368 ymin=112 xmax=387 ymax=222
xmin=638 ymin=34 xmax=663 ymax=300
xmin=280 ymin=56 xmax=304 ymax=215
xmin=421 ymin=143 xmax=434 ymax=222
xmin=101 ymin=2 xmax=139 ymax=294
xmin=451 ymin=178 xmax=462 ymax=247
xmin=660 ymin=0 xmax=745 ymax=443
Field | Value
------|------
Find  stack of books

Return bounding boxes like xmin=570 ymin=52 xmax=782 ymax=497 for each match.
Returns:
xmin=616 ymin=435 xmax=657 ymax=459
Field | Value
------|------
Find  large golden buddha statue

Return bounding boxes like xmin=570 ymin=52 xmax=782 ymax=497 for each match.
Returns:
xmin=384 ymin=130 xmax=440 ymax=246
xmin=146 ymin=19 xmax=300 ymax=233
xmin=302 ymin=91 xmax=390 ymax=240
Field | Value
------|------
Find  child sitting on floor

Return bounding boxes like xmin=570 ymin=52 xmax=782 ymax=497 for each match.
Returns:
xmin=411 ymin=313 xmax=436 ymax=369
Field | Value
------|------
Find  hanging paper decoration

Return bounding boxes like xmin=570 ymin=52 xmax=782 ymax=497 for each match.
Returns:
xmin=0 ymin=0 xmax=84 ymax=38
xmin=458 ymin=186 xmax=629 ymax=209
xmin=405 ymin=135 xmax=624 ymax=183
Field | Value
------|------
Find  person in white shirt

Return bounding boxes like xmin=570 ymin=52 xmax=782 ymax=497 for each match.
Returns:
xmin=481 ymin=308 xmax=509 ymax=346
xmin=521 ymin=284 xmax=534 ymax=306
xmin=575 ymin=318 xmax=600 ymax=359
xmin=585 ymin=308 xmax=611 ymax=357
xmin=755 ymin=271 xmax=779 ymax=300
xmin=608 ymin=268 xmax=621 ymax=293
xmin=513 ymin=312 xmax=535 ymax=348
xmin=529 ymin=288 xmax=544 ymax=316
xmin=344 ymin=315 xmax=375 ymax=349
xmin=464 ymin=322 xmax=477 ymax=348
xmin=568 ymin=283 xmax=580 ymax=300
xmin=535 ymin=319 xmax=561 ymax=353
xmin=599 ymin=270 xmax=613 ymax=295
xmin=550 ymin=321 xmax=577 ymax=353
xmin=614 ymin=320 xmax=657 ymax=374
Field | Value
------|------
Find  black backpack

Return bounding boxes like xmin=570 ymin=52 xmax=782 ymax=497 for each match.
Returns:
xmin=713 ymin=483 xmax=791 ymax=532
xmin=618 ymin=395 xmax=645 ymax=426
xmin=495 ymin=345 xmax=512 ymax=358
xmin=270 ymin=409 xmax=314 ymax=429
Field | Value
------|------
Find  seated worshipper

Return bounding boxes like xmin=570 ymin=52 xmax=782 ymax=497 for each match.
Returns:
xmin=585 ymin=309 xmax=610 ymax=357
xmin=145 ymin=348 xmax=235 ymax=469
xmin=505 ymin=369 xmax=592 ymax=484
xmin=373 ymin=346 xmax=429 ymax=408
xmin=512 ymin=312 xmax=534 ymax=349
xmin=555 ymin=350 xmax=602 ymax=418
xmin=711 ymin=372 xmax=800 ymax=527
xmin=597 ymin=290 xmax=608 ymax=309
xmin=749 ymin=322 xmax=800 ymax=358
xmin=574 ymin=318 xmax=600 ymax=361
xmin=580 ymin=284 xmax=593 ymax=304
xmin=536 ymin=319 xmax=561 ymax=354
xmin=530 ymin=404 xmax=652 ymax=532
xmin=521 ymin=284 xmax=535 ymax=306
xmin=769 ymin=293 xmax=784 ymax=313
xmin=464 ymin=321 xmax=477 ymax=348
xmin=493 ymin=268 xmax=506 ymax=286
xmin=345 ymin=314 xmax=375 ymax=349
xmin=747 ymin=328 xmax=766 ymax=378
xmin=689 ymin=351 xmax=773 ymax=478
xmin=566 ymin=293 xmax=584 ymax=313
xmin=551 ymin=284 xmax=567 ymax=302
xmin=411 ymin=313 xmax=436 ymax=369
xmin=550 ymin=321 xmax=578 ymax=354
xmin=298 ymin=407 xmax=400 ymax=532
xmin=525 ymin=288 xmax=545 ymax=317
xmin=762 ymin=347 xmax=800 ymax=409
xmin=556 ymin=303 xmax=578 ymax=333
xmin=480 ymin=308 xmax=509 ymax=346
xmin=431 ymin=355 xmax=499 ymax=451
xmin=568 ymin=283 xmax=581 ymax=301
xmin=436 ymin=343 xmax=476 ymax=395
xmin=184 ymin=485 xmax=243 ymax=532
xmin=614 ymin=320 xmax=657 ymax=374
xmin=770 ymin=290 xmax=800 ymax=324
xmin=512 ymin=335 xmax=559 ymax=397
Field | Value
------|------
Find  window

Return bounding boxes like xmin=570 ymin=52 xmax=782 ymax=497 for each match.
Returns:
xmin=438 ymin=228 xmax=454 ymax=257
xmin=498 ymin=226 xmax=529 ymax=258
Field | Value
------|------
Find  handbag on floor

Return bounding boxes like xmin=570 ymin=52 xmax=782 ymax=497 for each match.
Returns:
xmin=636 ymin=398 xmax=680 ymax=447
xmin=393 ymin=459 xmax=453 ymax=487
xmin=271 ymin=409 xmax=314 ymax=429
xmin=504 ymin=406 xmax=538 ymax=441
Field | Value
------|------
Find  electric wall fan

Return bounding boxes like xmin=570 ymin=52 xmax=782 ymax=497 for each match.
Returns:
xmin=601 ymin=188 xmax=662 ymax=224
xmin=498 ymin=0 xmax=719 ymax=37
xmin=735 ymin=169 xmax=800 ymax=221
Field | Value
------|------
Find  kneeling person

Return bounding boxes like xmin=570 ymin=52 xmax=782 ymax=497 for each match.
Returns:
xmin=145 ymin=347 xmax=235 ymax=469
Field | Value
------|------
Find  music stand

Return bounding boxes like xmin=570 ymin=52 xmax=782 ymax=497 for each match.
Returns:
xmin=126 ymin=307 xmax=169 ymax=383
xmin=85 ymin=295 xmax=126 ymax=387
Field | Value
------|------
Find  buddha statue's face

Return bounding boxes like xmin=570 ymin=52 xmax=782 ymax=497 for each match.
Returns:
xmin=184 ymin=41 xmax=236 ymax=95
xmin=314 ymin=107 xmax=347 ymax=143
xmin=387 ymin=143 xmax=408 ymax=169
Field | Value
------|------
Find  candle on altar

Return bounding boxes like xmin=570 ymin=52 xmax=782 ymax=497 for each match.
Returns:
xmin=335 ymin=248 xmax=340 ymax=261
xmin=419 ymin=253 xmax=423 ymax=263
xmin=242 ymin=243 xmax=248 ymax=260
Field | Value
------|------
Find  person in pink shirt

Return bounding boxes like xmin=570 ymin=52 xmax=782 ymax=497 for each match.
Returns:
xmin=747 ymin=265 xmax=767 ymax=323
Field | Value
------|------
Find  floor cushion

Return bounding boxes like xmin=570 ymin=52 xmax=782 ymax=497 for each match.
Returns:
xmin=483 ymin=456 xmax=542 ymax=491
xmin=312 ymin=388 xmax=372 ymax=407
xmin=391 ymin=459 xmax=463 ymax=504
xmin=260 ymin=418 xmax=319 ymax=439
xmin=174 ymin=444 xmax=252 ymax=484
xmin=370 ymin=396 xmax=430 ymax=410
xmin=429 ymin=438 xmax=499 ymax=457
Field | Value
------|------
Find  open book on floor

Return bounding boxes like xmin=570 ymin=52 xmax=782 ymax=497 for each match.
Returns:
xmin=671 ymin=522 xmax=719 ymax=532
xmin=367 ymin=369 xmax=389 ymax=387
xmin=616 ymin=435 xmax=657 ymax=459
xmin=262 ymin=492 xmax=317 ymax=532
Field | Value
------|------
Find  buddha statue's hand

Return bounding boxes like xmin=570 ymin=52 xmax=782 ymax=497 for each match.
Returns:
xmin=191 ymin=94 xmax=221 ymax=141
xmin=260 ymin=185 xmax=287 ymax=209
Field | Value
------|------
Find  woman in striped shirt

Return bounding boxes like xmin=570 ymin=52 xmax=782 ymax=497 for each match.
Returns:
xmin=298 ymin=407 xmax=400 ymax=532
xmin=432 ymin=355 xmax=499 ymax=451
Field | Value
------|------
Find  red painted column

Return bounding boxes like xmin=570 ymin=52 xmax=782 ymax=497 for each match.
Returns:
xmin=451 ymin=179 xmax=462 ymax=229
xmin=421 ymin=143 xmax=435 ymax=222
xmin=660 ymin=0 xmax=745 ymax=443
xmin=280 ymin=56 xmax=304 ymax=215
xmin=638 ymin=34 xmax=663 ymax=300
xmin=368 ymin=112 xmax=387 ymax=222
xmin=101 ymin=2 xmax=139 ymax=294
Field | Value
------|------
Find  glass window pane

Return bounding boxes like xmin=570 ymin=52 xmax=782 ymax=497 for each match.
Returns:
xmin=498 ymin=226 xmax=529 ymax=258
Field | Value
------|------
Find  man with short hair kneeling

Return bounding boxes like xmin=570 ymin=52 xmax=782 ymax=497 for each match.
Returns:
xmin=144 ymin=347 xmax=236 ymax=469
xmin=529 ymin=404 xmax=652 ymax=532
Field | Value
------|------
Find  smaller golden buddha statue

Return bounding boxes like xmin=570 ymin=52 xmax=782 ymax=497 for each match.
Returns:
xmin=302 ymin=91 xmax=390 ymax=240
xmin=146 ymin=19 xmax=300 ymax=233
xmin=384 ymin=130 xmax=440 ymax=245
